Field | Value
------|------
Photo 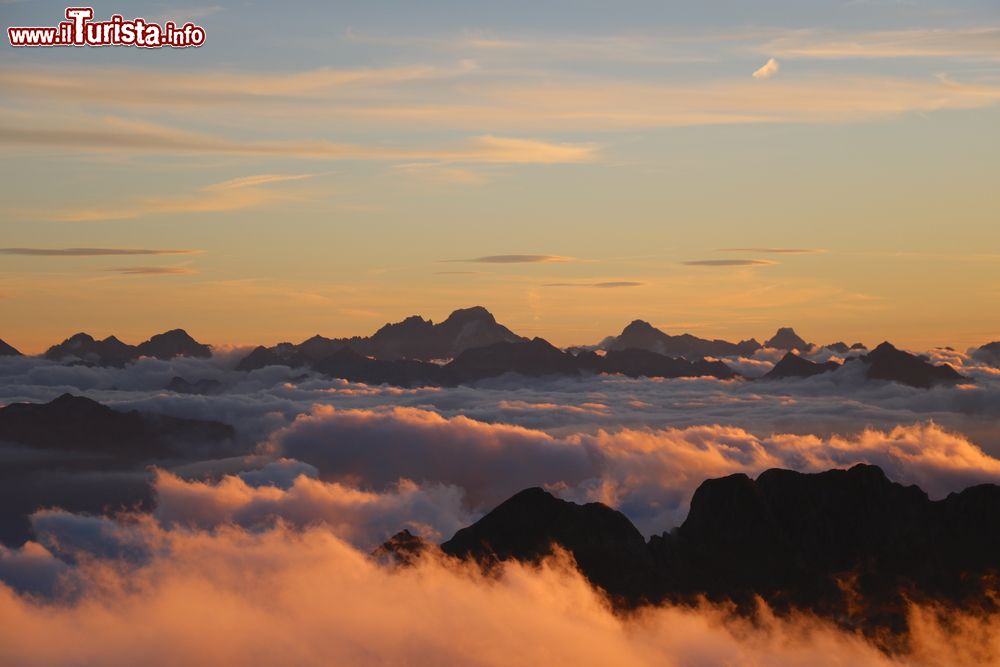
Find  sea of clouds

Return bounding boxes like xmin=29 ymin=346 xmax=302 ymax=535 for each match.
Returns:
xmin=2 ymin=346 xmax=1000 ymax=663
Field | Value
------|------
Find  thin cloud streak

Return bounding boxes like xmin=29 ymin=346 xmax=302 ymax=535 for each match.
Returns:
xmin=544 ymin=281 xmax=643 ymax=288
xmin=448 ymin=255 xmax=575 ymax=264
xmin=0 ymin=248 xmax=197 ymax=256
xmin=719 ymin=248 xmax=825 ymax=254
xmin=0 ymin=121 xmax=596 ymax=165
xmin=684 ymin=259 xmax=776 ymax=267
xmin=107 ymin=266 xmax=197 ymax=275
xmin=763 ymin=27 xmax=1000 ymax=60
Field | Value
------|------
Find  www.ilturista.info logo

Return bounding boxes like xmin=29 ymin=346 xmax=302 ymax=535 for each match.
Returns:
xmin=8 ymin=7 xmax=206 ymax=48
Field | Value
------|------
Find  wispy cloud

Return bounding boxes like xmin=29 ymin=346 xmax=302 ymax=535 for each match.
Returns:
xmin=448 ymin=255 xmax=575 ymax=264
xmin=37 ymin=174 xmax=311 ymax=222
xmin=0 ymin=247 xmax=197 ymax=256
xmin=683 ymin=259 xmax=776 ymax=267
xmin=0 ymin=117 xmax=596 ymax=165
xmin=719 ymin=248 xmax=824 ymax=254
xmin=763 ymin=28 xmax=1000 ymax=60
xmin=544 ymin=281 xmax=643 ymax=288
xmin=107 ymin=266 xmax=197 ymax=275
xmin=752 ymin=58 xmax=780 ymax=80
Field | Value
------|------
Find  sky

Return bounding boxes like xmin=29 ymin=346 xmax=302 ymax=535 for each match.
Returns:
xmin=2 ymin=0 xmax=1000 ymax=353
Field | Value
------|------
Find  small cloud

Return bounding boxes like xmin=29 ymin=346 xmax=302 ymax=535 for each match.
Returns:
xmin=107 ymin=266 xmax=196 ymax=275
xmin=544 ymin=281 xmax=643 ymax=288
xmin=1 ymin=247 xmax=197 ymax=256
xmin=204 ymin=174 xmax=313 ymax=190
xmin=448 ymin=255 xmax=574 ymax=264
xmin=719 ymin=247 xmax=824 ymax=254
xmin=434 ymin=271 xmax=488 ymax=275
xmin=752 ymin=58 xmax=780 ymax=80
xmin=683 ymin=259 xmax=776 ymax=267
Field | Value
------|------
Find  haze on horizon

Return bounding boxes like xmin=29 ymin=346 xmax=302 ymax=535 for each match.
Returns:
xmin=2 ymin=0 xmax=999 ymax=353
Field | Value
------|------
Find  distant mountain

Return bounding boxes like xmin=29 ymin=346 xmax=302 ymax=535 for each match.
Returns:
xmin=973 ymin=341 xmax=1000 ymax=366
xmin=136 ymin=329 xmax=211 ymax=360
xmin=45 ymin=329 xmax=211 ymax=367
xmin=304 ymin=339 xmax=738 ymax=387
xmin=237 ymin=306 xmax=525 ymax=371
xmin=430 ymin=465 xmax=1000 ymax=644
xmin=599 ymin=348 xmax=738 ymax=380
xmin=0 ymin=393 xmax=233 ymax=460
xmin=763 ymin=327 xmax=811 ymax=351
xmin=604 ymin=320 xmax=760 ymax=359
xmin=0 ymin=339 xmax=21 ymax=356
xmin=762 ymin=352 xmax=841 ymax=379
xmin=823 ymin=341 xmax=866 ymax=354
xmin=45 ymin=333 xmax=136 ymax=367
xmin=0 ymin=394 xmax=236 ymax=546
xmin=861 ymin=342 xmax=965 ymax=388
xmin=444 ymin=338 xmax=580 ymax=382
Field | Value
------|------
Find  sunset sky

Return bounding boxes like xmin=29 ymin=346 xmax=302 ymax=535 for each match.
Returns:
xmin=2 ymin=0 xmax=999 ymax=353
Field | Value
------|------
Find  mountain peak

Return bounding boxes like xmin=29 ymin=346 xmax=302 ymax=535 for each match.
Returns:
xmin=764 ymin=327 xmax=810 ymax=351
xmin=443 ymin=306 xmax=496 ymax=325
xmin=0 ymin=338 xmax=21 ymax=356
xmin=136 ymin=329 xmax=211 ymax=360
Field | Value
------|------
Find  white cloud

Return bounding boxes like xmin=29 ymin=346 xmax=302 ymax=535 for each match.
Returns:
xmin=753 ymin=57 xmax=780 ymax=80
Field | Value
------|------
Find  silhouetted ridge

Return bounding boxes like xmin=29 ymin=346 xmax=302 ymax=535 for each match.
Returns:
xmin=435 ymin=466 xmax=1000 ymax=644
xmin=45 ymin=330 xmax=212 ymax=367
xmin=0 ymin=394 xmax=234 ymax=460
xmin=605 ymin=320 xmax=760 ymax=359
xmin=0 ymin=338 xmax=21 ymax=356
xmin=442 ymin=487 xmax=658 ymax=602
xmin=862 ymin=341 xmax=965 ymax=388
xmin=762 ymin=352 xmax=840 ymax=379
xmin=236 ymin=306 xmax=525 ymax=371
xmin=764 ymin=327 xmax=811 ymax=351
xmin=373 ymin=529 xmax=431 ymax=567
xmin=136 ymin=329 xmax=211 ymax=359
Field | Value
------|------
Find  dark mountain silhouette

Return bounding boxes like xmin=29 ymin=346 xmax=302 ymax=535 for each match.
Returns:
xmin=604 ymin=320 xmax=760 ymax=359
xmin=237 ymin=306 xmax=524 ymax=371
xmin=431 ymin=465 xmax=1000 ymax=645
xmin=0 ymin=393 xmax=233 ymax=460
xmin=442 ymin=487 xmax=660 ymax=603
xmin=303 ymin=339 xmax=739 ymax=386
xmin=861 ymin=342 xmax=965 ymax=388
xmin=313 ymin=347 xmax=447 ymax=386
xmin=373 ymin=529 xmax=432 ymax=567
xmin=444 ymin=337 xmax=580 ymax=382
xmin=0 ymin=395 xmax=237 ymax=546
xmin=45 ymin=333 xmax=136 ymax=367
xmin=136 ymin=329 xmax=211 ymax=359
xmin=166 ymin=376 xmax=224 ymax=395
xmin=764 ymin=327 xmax=811 ymax=351
xmin=45 ymin=329 xmax=211 ymax=367
xmin=973 ymin=341 xmax=1000 ymax=366
xmin=762 ymin=352 xmax=841 ymax=379
xmin=600 ymin=348 xmax=738 ymax=380
xmin=0 ymin=338 xmax=21 ymax=356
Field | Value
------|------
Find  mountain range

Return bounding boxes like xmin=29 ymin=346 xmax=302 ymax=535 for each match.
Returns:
xmin=237 ymin=306 xmax=523 ymax=371
xmin=0 ymin=307 xmax=980 ymax=389
xmin=44 ymin=329 xmax=211 ymax=367
xmin=383 ymin=464 xmax=1000 ymax=647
